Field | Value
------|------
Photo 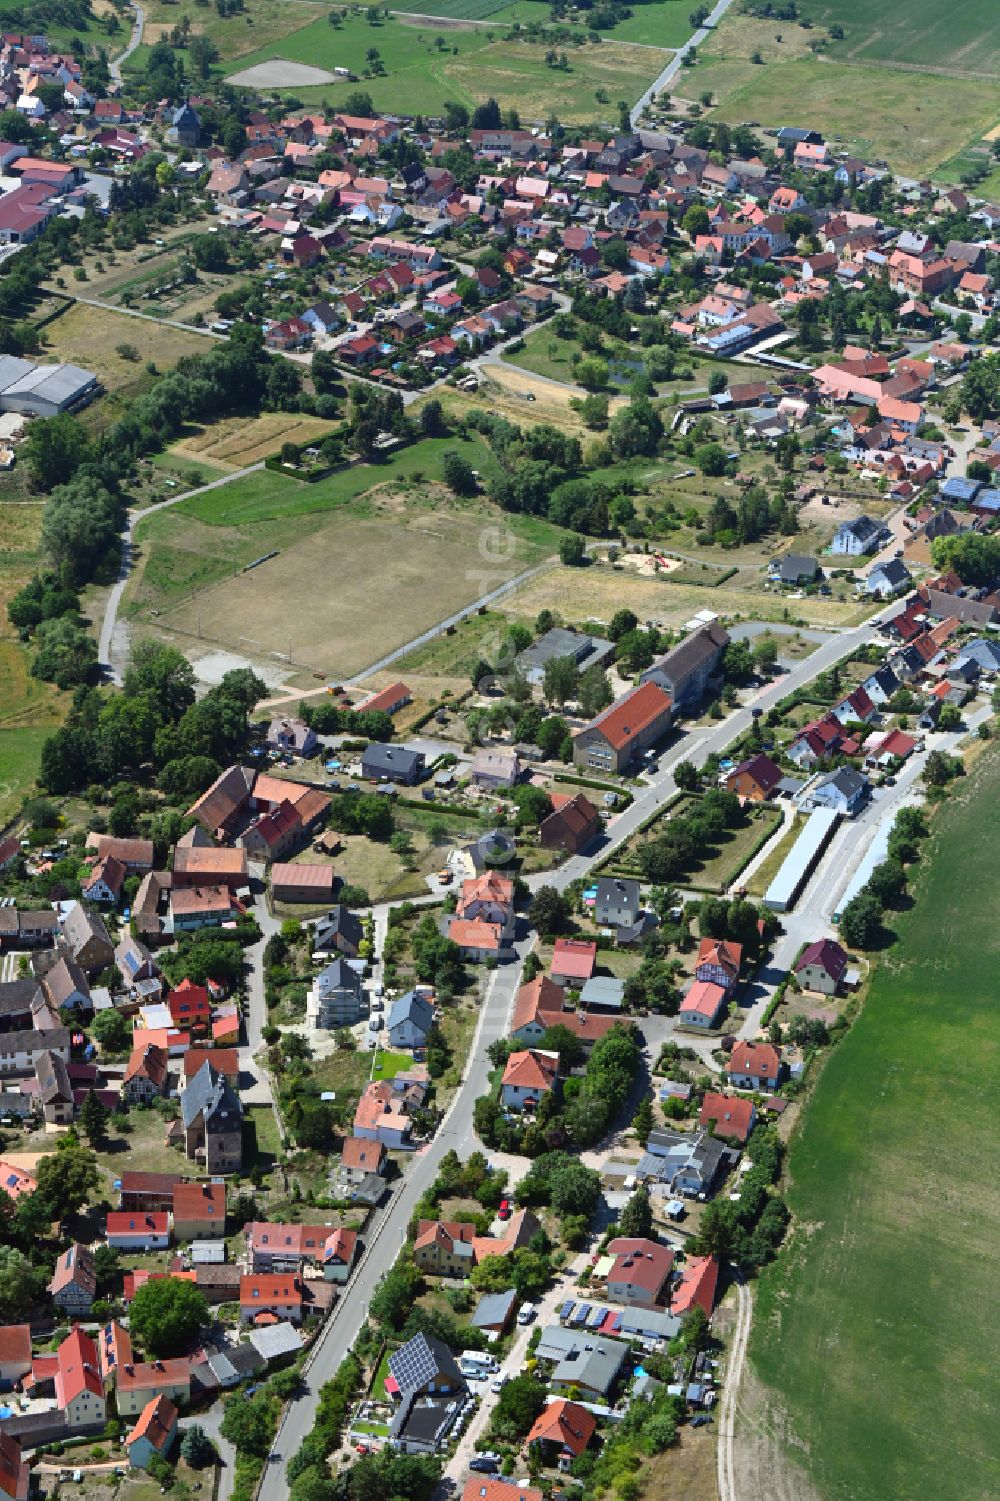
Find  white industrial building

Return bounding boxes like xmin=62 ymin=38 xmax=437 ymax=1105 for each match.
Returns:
xmin=0 ymin=355 xmax=98 ymax=416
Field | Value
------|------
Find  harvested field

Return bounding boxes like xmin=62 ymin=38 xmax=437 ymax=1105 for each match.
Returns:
xmin=170 ymin=413 xmax=340 ymax=470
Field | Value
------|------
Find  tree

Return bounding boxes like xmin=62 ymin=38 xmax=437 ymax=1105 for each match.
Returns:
xmin=441 ymin=450 xmax=477 ymax=496
xmin=181 ymin=1426 xmax=217 ymax=1469
xmin=632 ymin=1096 xmax=654 ymax=1146
xmin=129 ymin=1277 xmax=210 ymax=1358
xmin=695 ymin=441 xmax=728 ymax=477
xmin=79 ymin=1087 xmax=109 ymax=1147
xmin=673 ymin=759 xmax=700 ymax=792
xmin=753 ymin=634 xmax=779 ymax=672
xmin=491 ymin=1374 xmax=547 ymax=1439
xmin=188 ymin=33 xmax=220 ymax=76
xmin=0 ymin=1245 xmax=35 ymax=1322
xmin=220 ymin=1391 xmax=277 ymax=1458
xmin=35 ymin=1146 xmax=98 ymax=1220
xmin=839 ymin=889 xmax=883 ymax=950
xmin=923 ymin=749 xmax=963 ymax=787
xmin=23 ymin=412 xmax=90 ymax=491
xmin=618 ymin=1184 xmax=653 ymax=1238
xmin=579 ymin=663 xmax=612 ymax=718
xmin=559 ymin=534 xmax=587 ymax=566
xmin=608 ymin=609 xmax=639 ymax=642
xmin=370 ymin=1261 xmax=423 ymax=1331
xmin=682 ymin=203 xmax=710 ymax=238
xmin=125 ymin=641 xmax=196 ymax=723
xmin=529 ymin=886 xmax=571 ymax=935
xmin=542 ymin=653 xmax=579 ymax=707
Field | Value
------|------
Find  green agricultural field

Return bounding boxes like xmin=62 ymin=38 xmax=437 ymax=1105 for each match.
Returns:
xmin=752 ymin=746 xmax=1000 ymax=1501
xmin=224 ymin=14 xmax=668 ymax=120
xmin=809 ymin=0 xmax=1000 ymax=78
xmin=690 ymin=12 xmax=999 ymax=176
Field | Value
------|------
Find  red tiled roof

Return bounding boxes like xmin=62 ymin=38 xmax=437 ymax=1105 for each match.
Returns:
xmin=581 ymin=680 xmax=672 ymax=750
xmin=699 ymin=1092 xmax=754 ymax=1144
xmin=526 ymin=1398 xmax=596 ymax=1456
xmin=127 ymin=1395 xmax=177 ymax=1454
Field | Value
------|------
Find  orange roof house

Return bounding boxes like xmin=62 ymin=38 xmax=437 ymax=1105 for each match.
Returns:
xmin=526 ymin=1398 xmax=597 ymax=1459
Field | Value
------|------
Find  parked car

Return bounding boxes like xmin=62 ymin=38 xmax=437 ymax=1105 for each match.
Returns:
xmin=497 ymin=1199 xmax=511 ymax=1220
xmin=469 ymin=1459 xmax=499 ymax=1474
xmin=516 ymin=1302 xmax=535 ymax=1326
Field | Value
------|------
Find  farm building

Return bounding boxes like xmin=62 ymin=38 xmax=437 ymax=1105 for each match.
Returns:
xmin=272 ymin=863 xmax=336 ymax=904
xmin=0 ymin=355 xmax=98 ymax=416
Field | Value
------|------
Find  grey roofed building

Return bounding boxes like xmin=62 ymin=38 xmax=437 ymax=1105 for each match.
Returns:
xmin=347 ymin=1172 xmax=388 ymax=1206
xmin=864 ymin=557 xmax=911 ymax=596
xmin=955 ymin=636 xmax=1000 ymax=674
xmin=595 ymin=877 xmax=640 ymax=929
xmin=361 ymin=743 xmax=425 ymax=784
xmin=313 ymin=906 xmax=364 ymax=956
xmin=771 ymin=553 xmax=818 ymax=585
xmin=639 ymin=1126 xmax=734 ymax=1195
xmin=471 ymin=1287 xmax=518 ymax=1330
xmin=860 ymin=665 xmax=900 ymax=705
xmin=515 ymin=626 xmax=615 ymax=686
xmin=248 ymin=1321 xmax=303 ymax=1363
xmin=0 ymin=977 xmax=41 ymax=1027
xmin=309 ymin=958 xmax=364 ymax=1029
xmin=579 ymin=976 xmax=626 ymax=1012
xmin=640 ymin=621 xmax=729 ymax=712
xmin=190 ymin=1240 xmax=227 ymax=1263
xmin=617 ymin=1307 xmax=681 ymax=1342
xmin=388 ymin=989 xmax=434 ymax=1048
xmin=807 ymin=764 xmax=869 ymax=816
xmin=0 ymin=356 xmax=98 ymax=417
xmin=535 ymin=1326 xmax=627 ymax=1398
xmin=181 ymin=1060 xmax=243 ymax=1173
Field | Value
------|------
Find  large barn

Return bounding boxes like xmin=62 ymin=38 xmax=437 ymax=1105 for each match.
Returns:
xmin=0 ymin=355 xmax=98 ymax=417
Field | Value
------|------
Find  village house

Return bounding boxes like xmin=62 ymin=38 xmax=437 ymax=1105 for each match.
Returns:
xmin=573 ymin=680 xmax=673 ymax=774
xmin=501 ymin=1048 xmax=559 ymax=1112
xmin=539 ymin=793 xmax=601 ymax=854
xmin=49 ymin=1244 xmax=96 ymax=1316
xmin=728 ymin=1041 xmax=781 ymax=1091
xmin=604 ymin=1237 xmax=674 ymax=1309
xmin=550 ymin=937 xmax=597 ymax=988
xmin=125 ymin=1395 xmax=178 ymax=1471
xmin=172 ymin=1181 xmax=226 ymax=1242
xmin=795 ymin=938 xmax=850 ymax=995
xmin=699 ymin=1091 xmax=755 ymax=1145
xmin=181 ymin=1062 xmax=242 ymax=1174
xmin=726 ymin=753 xmax=782 ymax=801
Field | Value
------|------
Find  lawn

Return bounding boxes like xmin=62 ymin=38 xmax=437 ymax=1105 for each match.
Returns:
xmin=385 ymin=0 xmax=690 ymax=46
xmin=744 ymin=813 xmax=802 ymax=897
xmin=244 ymin=1104 xmax=283 ymax=1173
xmin=751 ymin=746 xmax=1000 ymax=1501
xmin=501 ymin=318 xmax=749 ymax=396
xmin=690 ymin=13 xmax=999 ymax=175
xmin=504 ymin=557 xmax=874 ymax=635
xmin=224 ymin=14 xmax=669 ymax=120
xmin=371 ymin=1050 xmax=412 ymax=1081
xmin=0 ymin=501 xmax=67 ymax=823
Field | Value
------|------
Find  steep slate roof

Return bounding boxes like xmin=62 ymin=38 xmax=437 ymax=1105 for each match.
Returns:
xmin=180 ymin=1061 xmax=242 ymax=1134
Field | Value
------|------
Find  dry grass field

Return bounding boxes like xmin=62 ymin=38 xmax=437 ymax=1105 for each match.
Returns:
xmin=504 ymin=559 xmax=875 ymax=632
xmin=170 ymin=413 xmax=340 ymax=470
xmin=41 ymin=303 xmax=210 ymax=393
xmin=131 ymin=491 xmax=557 ymax=680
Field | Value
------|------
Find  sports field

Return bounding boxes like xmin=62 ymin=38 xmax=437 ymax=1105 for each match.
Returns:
xmin=690 ymin=13 xmax=997 ymax=176
xmin=126 ymin=440 xmax=562 ymax=678
xmin=225 ymin=14 xmax=668 ymax=119
xmin=751 ymin=746 xmax=1000 ymax=1501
